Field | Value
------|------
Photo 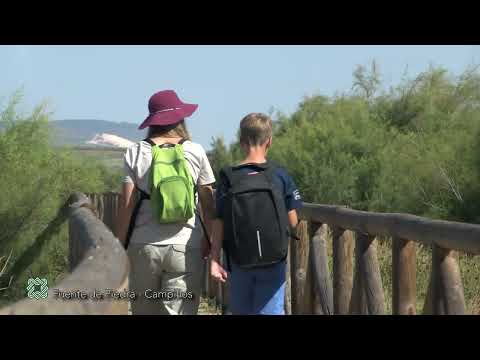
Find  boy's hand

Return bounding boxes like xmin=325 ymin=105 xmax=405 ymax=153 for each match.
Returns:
xmin=210 ymin=259 xmax=228 ymax=283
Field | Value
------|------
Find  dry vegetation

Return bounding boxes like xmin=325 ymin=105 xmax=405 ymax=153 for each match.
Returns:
xmin=322 ymin=231 xmax=480 ymax=314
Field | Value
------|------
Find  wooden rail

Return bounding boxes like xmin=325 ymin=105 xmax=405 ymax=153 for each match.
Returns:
xmin=289 ymin=203 xmax=478 ymax=315
xmin=3 ymin=191 xmax=476 ymax=315
xmin=0 ymin=193 xmax=129 ymax=315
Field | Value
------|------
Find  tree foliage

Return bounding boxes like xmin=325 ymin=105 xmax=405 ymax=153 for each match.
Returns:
xmin=0 ymin=93 xmax=121 ymax=303
xmin=208 ymin=62 xmax=480 ymax=223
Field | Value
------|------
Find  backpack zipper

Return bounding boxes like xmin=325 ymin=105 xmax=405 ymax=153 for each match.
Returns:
xmin=257 ymin=230 xmax=263 ymax=258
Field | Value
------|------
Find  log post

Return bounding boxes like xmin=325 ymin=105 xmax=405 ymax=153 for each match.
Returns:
xmin=349 ymin=269 xmax=369 ymax=314
xmin=113 ymin=193 xmax=119 ymax=230
xmin=306 ymin=230 xmax=324 ymax=315
xmin=350 ymin=233 xmax=369 ymax=315
xmin=98 ymin=194 xmax=104 ymax=222
xmin=291 ymin=220 xmax=313 ymax=314
xmin=104 ymin=193 xmax=112 ymax=231
xmin=207 ymin=255 xmax=217 ymax=300
xmin=203 ymin=258 xmax=209 ymax=298
xmin=356 ymin=232 xmax=385 ymax=315
xmin=423 ymin=274 xmax=434 ymax=315
xmin=310 ymin=222 xmax=333 ymax=315
xmin=312 ymin=281 xmax=324 ymax=315
xmin=432 ymin=245 xmax=465 ymax=315
xmin=392 ymin=237 xmax=416 ymax=315
xmin=90 ymin=193 xmax=96 ymax=214
xmin=285 ymin=240 xmax=292 ymax=315
xmin=221 ymin=250 xmax=229 ymax=314
xmin=332 ymin=227 xmax=354 ymax=315
xmin=108 ymin=193 xmax=115 ymax=231
xmin=217 ymin=249 xmax=224 ymax=313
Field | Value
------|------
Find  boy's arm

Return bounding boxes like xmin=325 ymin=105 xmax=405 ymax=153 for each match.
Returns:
xmin=288 ymin=209 xmax=300 ymax=241
xmin=210 ymin=218 xmax=228 ymax=282
xmin=280 ymin=168 xmax=302 ymax=239
xmin=198 ymin=184 xmax=215 ymax=218
xmin=288 ymin=209 xmax=299 ymax=230
xmin=197 ymin=184 xmax=215 ymax=229
xmin=210 ymin=218 xmax=224 ymax=262
xmin=209 ymin=171 xmax=228 ymax=282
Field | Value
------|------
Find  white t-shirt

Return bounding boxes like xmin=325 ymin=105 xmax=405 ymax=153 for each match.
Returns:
xmin=123 ymin=139 xmax=216 ymax=247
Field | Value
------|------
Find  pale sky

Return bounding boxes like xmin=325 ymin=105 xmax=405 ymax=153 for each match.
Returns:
xmin=1 ymin=45 xmax=478 ymax=149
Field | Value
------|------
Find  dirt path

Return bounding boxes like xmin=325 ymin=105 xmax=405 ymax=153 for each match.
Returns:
xmin=198 ymin=297 xmax=222 ymax=315
xmin=127 ymin=297 xmax=221 ymax=315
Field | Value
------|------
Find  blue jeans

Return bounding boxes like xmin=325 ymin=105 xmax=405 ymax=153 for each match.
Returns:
xmin=228 ymin=260 xmax=286 ymax=315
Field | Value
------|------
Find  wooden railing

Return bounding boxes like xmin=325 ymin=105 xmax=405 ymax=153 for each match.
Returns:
xmin=0 ymin=192 xmax=129 ymax=315
xmin=287 ymin=203 xmax=480 ymax=315
xmin=2 ymin=191 xmax=477 ymax=315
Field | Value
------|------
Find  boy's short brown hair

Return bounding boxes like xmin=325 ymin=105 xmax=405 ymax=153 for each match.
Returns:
xmin=239 ymin=113 xmax=273 ymax=147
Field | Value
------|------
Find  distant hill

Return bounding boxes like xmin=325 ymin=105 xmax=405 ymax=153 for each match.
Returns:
xmin=50 ymin=120 xmax=146 ymax=146
xmin=0 ymin=119 xmax=146 ymax=147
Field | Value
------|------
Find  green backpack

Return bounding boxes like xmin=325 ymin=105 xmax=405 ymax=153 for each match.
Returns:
xmin=146 ymin=138 xmax=196 ymax=224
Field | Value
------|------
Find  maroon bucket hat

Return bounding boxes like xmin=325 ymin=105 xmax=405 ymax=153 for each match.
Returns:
xmin=138 ymin=90 xmax=198 ymax=130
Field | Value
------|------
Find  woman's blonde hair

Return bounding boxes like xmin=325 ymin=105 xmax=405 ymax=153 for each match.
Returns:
xmin=147 ymin=119 xmax=191 ymax=141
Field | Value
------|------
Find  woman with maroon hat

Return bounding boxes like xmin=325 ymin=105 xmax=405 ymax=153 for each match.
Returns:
xmin=116 ymin=90 xmax=216 ymax=315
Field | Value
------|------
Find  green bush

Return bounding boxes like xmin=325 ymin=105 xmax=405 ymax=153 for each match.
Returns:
xmin=0 ymin=93 xmax=121 ymax=305
xmin=207 ymin=63 xmax=480 ymax=313
xmin=208 ymin=63 xmax=480 ymax=222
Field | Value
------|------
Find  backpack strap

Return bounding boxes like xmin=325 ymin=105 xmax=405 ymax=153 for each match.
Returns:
xmin=143 ymin=138 xmax=156 ymax=147
xmin=262 ymin=161 xmax=278 ymax=185
xmin=219 ymin=165 xmax=234 ymax=188
xmin=260 ymin=162 xmax=300 ymax=240
xmin=124 ymin=186 xmax=151 ymax=249
xmin=143 ymin=138 xmax=186 ymax=148
xmin=158 ymin=138 xmax=187 ymax=148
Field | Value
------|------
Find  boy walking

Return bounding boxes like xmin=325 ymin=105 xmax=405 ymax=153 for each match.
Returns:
xmin=210 ymin=113 xmax=302 ymax=315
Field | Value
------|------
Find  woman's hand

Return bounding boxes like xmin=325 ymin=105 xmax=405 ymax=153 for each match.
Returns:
xmin=210 ymin=259 xmax=228 ymax=283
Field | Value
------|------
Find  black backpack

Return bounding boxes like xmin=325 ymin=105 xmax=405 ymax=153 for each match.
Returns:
xmin=219 ymin=162 xmax=290 ymax=269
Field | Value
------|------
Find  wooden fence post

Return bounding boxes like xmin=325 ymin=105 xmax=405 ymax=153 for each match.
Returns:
xmin=356 ymin=233 xmax=385 ymax=315
xmin=291 ymin=220 xmax=313 ymax=314
xmin=202 ymin=258 xmax=208 ymax=298
xmin=98 ymin=194 xmax=104 ymax=223
xmin=285 ymin=240 xmax=292 ymax=315
xmin=207 ymin=255 xmax=217 ymax=300
xmin=432 ymin=245 xmax=465 ymax=315
xmin=307 ymin=239 xmax=323 ymax=315
xmin=221 ymin=250 xmax=229 ymax=314
xmin=332 ymin=227 xmax=354 ymax=315
xmin=350 ymin=233 xmax=369 ymax=315
xmin=423 ymin=274 xmax=434 ymax=315
xmin=310 ymin=222 xmax=333 ymax=315
xmin=216 ymin=249 xmax=224 ymax=313
xmin=392 ymin=237 xmax=416 ymax=315
xmin=104 ymin=193 xmax=111 ymax=231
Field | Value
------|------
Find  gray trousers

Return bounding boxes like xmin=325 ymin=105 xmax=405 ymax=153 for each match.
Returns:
xmin=127 ymin=243 xmax=204 ymax=315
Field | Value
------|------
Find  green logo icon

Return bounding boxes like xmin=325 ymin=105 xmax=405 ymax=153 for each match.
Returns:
xmin=27 ymin=278 xmax=48 ymax=299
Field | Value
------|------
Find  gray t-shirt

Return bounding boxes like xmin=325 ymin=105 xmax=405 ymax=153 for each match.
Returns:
xmin=123 ymin=139 xmax=216 ymax=247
